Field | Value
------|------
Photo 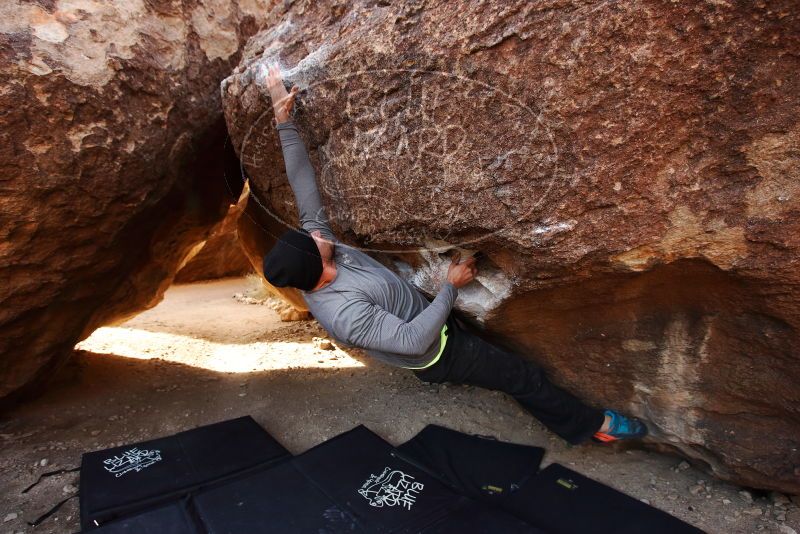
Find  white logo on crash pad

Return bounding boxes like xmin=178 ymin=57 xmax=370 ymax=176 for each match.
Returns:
xmin=358 ymin=467 xmax=424 ymax=510
xmin=102 ymin=447 xmax=162 ymax=477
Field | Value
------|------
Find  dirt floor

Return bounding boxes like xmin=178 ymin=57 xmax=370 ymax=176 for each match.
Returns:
xmin=1 ymin=277 xmax=798 ymax=534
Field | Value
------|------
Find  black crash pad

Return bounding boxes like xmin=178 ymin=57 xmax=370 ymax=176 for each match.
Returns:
xmin=81 ymin=419 xmax=699 ymax=534
xmin=397 ymin=425 xmax=703 ymax=534
xmin=193 ymin=425 xmax=543 ymax=533
xmin=396 ymin=424 xmax=544 ymax=502
xmin=79 ymin=416 xmax=289 ymax=530
xmin=88 ymin=500 xmax=197 ymax=534
xmin=503 ymin=463 xmax=705 ymax=534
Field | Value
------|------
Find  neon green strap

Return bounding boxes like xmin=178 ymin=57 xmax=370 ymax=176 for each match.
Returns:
xmin=403 ymin=324 xmax=448 ymax=370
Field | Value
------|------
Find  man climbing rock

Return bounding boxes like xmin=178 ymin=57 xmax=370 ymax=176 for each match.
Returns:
xmin=259 ymin=63 xmax=646 ymax=445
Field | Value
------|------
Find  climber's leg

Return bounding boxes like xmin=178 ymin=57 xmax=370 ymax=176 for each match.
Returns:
xmin=414 ymin=316 xmax=605 ymax=445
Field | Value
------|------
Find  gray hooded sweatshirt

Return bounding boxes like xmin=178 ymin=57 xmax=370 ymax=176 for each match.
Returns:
xmin=276 ymin=119 xmax=457 ymax=369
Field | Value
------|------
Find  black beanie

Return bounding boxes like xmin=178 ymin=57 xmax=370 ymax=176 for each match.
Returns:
xmin=262 ymin=229 xmax=323 ymax=291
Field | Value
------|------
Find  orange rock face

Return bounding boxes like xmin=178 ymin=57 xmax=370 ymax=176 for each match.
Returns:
xmin=222 ymin=1 xmax=800 ymax=491
xmin=174 ymin=194 xmax=252 ymax=284
xmin=0 ymin=1 xmax=277 ymax=404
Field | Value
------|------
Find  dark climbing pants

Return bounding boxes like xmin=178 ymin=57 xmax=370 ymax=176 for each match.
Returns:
xmin=414 ymin=315 xmax=605 ymax=445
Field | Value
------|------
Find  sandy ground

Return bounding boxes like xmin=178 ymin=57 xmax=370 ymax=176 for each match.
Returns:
xmin=1 ymin=277 xmax=797 ymax=534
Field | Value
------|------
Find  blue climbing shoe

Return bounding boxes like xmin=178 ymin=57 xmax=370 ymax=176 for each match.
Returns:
xmin=593 ymin=410 xmax=648 ymax=443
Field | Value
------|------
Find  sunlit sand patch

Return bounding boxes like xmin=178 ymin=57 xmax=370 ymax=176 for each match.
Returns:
xmin=77 ymin=327 xmax=364 ymax=373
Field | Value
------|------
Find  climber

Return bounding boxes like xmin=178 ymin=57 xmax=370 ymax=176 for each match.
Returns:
xmin=258 ymin=63 xmax=647 ymax=445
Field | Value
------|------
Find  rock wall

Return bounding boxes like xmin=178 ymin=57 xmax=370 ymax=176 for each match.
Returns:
xmin=0 ymin=0 xmax=277 ymax=404
xmin=221 ymin=1 xmax=800 ymax=492
xmin=174 ymin=191 xmax=252 ymax=284
xmin=235 ymin=182 xmax=311 ymax=313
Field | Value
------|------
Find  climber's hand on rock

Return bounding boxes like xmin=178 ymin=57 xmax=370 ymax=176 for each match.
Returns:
xmin=446 ymin=251 xmax=478 ymax=289
xmin=264 ymin=62 xmax=298 ymax=124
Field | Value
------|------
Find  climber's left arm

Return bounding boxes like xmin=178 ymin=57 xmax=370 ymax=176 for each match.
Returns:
xmin=264 ymin=62 xmax=336 ymax=242
xmin=275 ymin=119 xmax=336 ymax=241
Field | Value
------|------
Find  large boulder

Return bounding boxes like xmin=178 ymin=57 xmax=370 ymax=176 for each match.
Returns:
xmin=222 ymin=1 xmax=800 ymax=492
xmin=0 ymin=0 xmax=276 ymax=404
